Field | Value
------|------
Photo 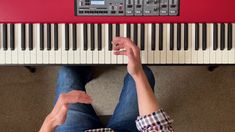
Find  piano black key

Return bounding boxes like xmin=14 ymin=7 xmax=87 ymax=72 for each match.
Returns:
xmin=47 ymin=24 xmax=51 ymax=50
xmin=108 ymin=24 xmax=112 ymax=51
xmin=84 ymin=24 xmax=88 ymax=50
xmin=98 ymin=24 xmax=102 ymax=51
xmin=65 ymin=24 xmax=69 ymax=51
xmin=151 ymin=24 xmax=156 ymax=50
xmin=40 ymin=24 xmax=44 ymax=50
xmin=213 ymin=23 xmax=218 ymax=50
xmin=202 ymin=24 xmax=207 ymax=50
xmin=195 ymin=23 xmax=199 ymax=50
xmin=116 ymin=24 xmax=120 ymax=36
xmin=54 ymin=24 xmax=58 ymax=50
xmin=228 ymin=23 xmax=233 ymax=50
xmin=29 ymin=24 xmax=33 ymax=50
xmin=170 ymin=24 xmax=174 ymax=50
xmin=10 ymin=24 xmax=15 ymax=50
xmin=91 ymin=24 xmax=95 ymax=51
xmin=3 ymin=24 xmax=7 ymax=50
xmin=127 ymin=24 xmax=131 ymax=38
xmin=72 ymin=24 xmax=77 ymax=50
xmin=159 ymin=24 xmax=163 ymax=50
xmin=21 ymin=24 xmax=26 ymax=50
xmin=177 ymin=24 xmax=181 ymax=50
xmin=140 ymin=24 xmax=145 ymax=50
xmin=184 ymin=24 xmax=188 ymax=50
xmin=134 ymin=24 xmax=138 ymax=45
xmin=220 ymin=23 xmax=225 ymax=50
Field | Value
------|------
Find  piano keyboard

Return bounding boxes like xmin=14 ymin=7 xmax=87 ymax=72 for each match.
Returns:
xmin=0 ymin=23 xmax=234 ymax=64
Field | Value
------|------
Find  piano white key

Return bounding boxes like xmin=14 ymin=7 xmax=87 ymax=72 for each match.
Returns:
xmin=166 ymin=24 xmax=173 ymax=64
xmin=229 ymin=23 xmax=235 ymax=63
xmin=36 ymin=24 xmax=43 ymax=64
xmin=160 ymin=24 xmax=167 ymax=64
xmin=209 ymin=24 xmax=216 ymax=64
xmin=130 ymin=24 xmax=134 ymax=42
xmin=147 ymin=24 xmax=154 ymax=64
xmin=222 ymin=23 xmax=229 ymax=64
xmin=98 ymin=24 xmax=105 ymax=64
xmin=111 ymin=24 xmax=116 ymax=64
xmin=179 ymin=24 xmax=185 ymax=64
xmin=49 ymin=24 xmax=55 ymax=64
xmin=61 ymin=24 xmax=68 ymax=64
xmin=198 ymin=24 xmax=204 ymax=64
xmin=154 ymin=24 xmax=160 ymax=63
xmin=123 ymin=24 xmax=128 ymax=64
xmin=68 ymin=24 xmax=74 ymax=64
xmin=74 ymin=24 xmax=81 ymax=64
xmin=6 ymin=24 xmax=12 ymax=64
xmin=11 ymin=24 xmax=18 ymax=64
xmin=185 ymin=24 xmax=192 ymax=64
xmin=0 ymin=24 xmax=5 ymax=64
xmin=105 ymin=24 xmax=111 ymax=64
xmin=117 ymin=24 xmax=124 ymax=64
xmin=141 ymin=24 xmax=148 ymax=64
xmin=203 ymin=24 xmax=210 ymax=64
xmin=55 ymin=24 xmax=62 ymax=64
xmin=24 ymin=24 xmax=31 ymax=64
xmin=191 ymin=24 xmax=198 ymax=64
xmin=172 ymin=23 xmax=179 ymax=64
xmin=216 ymin=24 xmax=222 ymax=64
xmin=30 ymin=24 xmax=37 ymax=64
xmin=43 ymin=24 xmax=49 ymax=64
xmin=87 ymin=24 xmax=93 ymax=64
xmin=80 ymin=24 xmax=87 ymax=64
xmin=93 ymin=24 xmax=99 ymax=64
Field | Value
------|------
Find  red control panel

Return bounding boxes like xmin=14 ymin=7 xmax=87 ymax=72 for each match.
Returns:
xmin=0 ymin=0 xmax=234 ymax=23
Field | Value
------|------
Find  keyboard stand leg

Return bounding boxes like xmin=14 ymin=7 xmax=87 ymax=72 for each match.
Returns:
xmin=24 ymin=66 xmax=36 ymax=73
xmin=208 ymin=65 xmax=218 ymax=72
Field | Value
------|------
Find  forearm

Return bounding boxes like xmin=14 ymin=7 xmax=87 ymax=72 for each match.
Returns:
xmin=40 ymin=115 xmax=56 ymax=132
xmin=133 ymin=70 xmax=160 ymax=116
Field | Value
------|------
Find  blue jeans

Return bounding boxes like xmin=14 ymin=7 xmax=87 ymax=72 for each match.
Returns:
xmin=55 ymin=66 xmax=155 ymax=132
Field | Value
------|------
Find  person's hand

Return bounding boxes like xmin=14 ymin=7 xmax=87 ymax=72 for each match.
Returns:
xmin=112 ymin=37 xmax=143 ymax=78
xmin=40 ymin=90 xmax=92 ymax=132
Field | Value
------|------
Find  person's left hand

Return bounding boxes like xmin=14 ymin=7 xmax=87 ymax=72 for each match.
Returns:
xmin=40 ymin=90 xmax=92 ymax=132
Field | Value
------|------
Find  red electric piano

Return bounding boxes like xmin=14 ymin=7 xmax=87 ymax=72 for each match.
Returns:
xmin=0 ymin=0 xmax=235 ymax=65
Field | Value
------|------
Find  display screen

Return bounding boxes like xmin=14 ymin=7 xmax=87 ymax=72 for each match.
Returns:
xmin=91 ymin=0 xmax=105 ymax=5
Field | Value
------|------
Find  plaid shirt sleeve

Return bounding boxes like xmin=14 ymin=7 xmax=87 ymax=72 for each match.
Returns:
xmin=135 ymin=108 xmax=174 ymax=132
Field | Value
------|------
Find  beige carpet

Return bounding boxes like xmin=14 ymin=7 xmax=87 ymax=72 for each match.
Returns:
xmin=0 ymin=66 xmax=234 ymax=132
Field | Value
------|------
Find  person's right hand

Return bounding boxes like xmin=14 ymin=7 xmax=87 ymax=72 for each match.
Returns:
xmin=112 ymin=37 xmax=143 ymax=78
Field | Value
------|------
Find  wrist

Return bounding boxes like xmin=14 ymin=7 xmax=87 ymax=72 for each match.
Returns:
xmin=40 ymin=114 xmax=56 ymax=132
xmin=132 ymin=69 xmax=145 ymax=81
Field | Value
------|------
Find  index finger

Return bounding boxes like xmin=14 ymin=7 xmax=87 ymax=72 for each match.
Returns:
xmin=56 ymin=91 xmax=92 ymax=107
xmin=112 ymin=37 xmax=134 ymax=48
xmin=113 ymin=37 xmax=140 ymax=57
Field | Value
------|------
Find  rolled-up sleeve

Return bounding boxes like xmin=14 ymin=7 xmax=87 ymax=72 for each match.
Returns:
xmin=135 ymin=108 xmax=174 ymax=132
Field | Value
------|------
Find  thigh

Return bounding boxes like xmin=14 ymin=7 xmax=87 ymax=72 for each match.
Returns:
xmin=56 ymin=110 xmax=102 ymax=132
xmin=107 ymin=66 xmax=155 ymax=132
xmin=55 ymin=66 xmax=103 ymax=131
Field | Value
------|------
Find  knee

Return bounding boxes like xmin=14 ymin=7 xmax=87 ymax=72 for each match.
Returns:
xmin=142 ymin=66 xmax=155 ymax=91
xmin=58 ymin=66 xmax=73 ymax=76
xmin=58 ymin=66 xmax=75 ymax=80
xmin=57 ymin=66 xmax=77 ymax=89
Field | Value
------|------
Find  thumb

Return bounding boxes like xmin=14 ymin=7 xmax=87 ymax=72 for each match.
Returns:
xmin=127 ymin=48 xmax=135 ymax=62
xmin=56 ymin=105 xmax=69 ymax=126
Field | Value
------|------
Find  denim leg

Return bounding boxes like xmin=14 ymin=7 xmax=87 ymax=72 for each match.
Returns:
xmin=55 ymin=66 xmax=103 ymax=132
xmin=107 ymin=66 xmax=155 ymax=132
